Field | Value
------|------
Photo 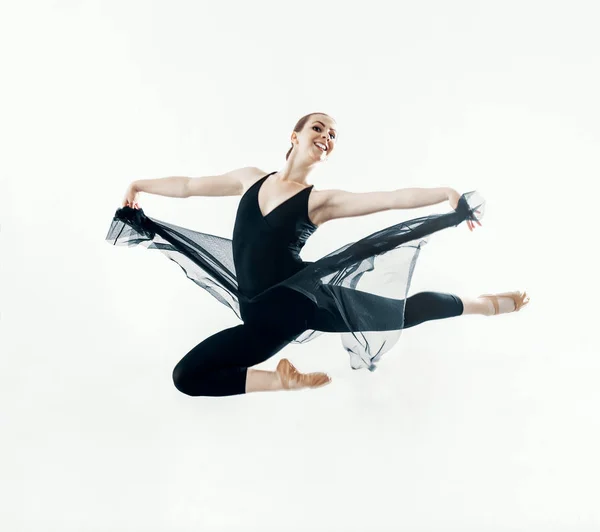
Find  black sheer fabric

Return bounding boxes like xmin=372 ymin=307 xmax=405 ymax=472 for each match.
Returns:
xmin=105 ymin=190 xmax=485 ymax=370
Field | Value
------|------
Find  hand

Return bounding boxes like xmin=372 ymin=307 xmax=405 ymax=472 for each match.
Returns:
xmin=122 ymin=183 xmax=141 ymax=209
xmin=447 ymin=188 xmax=482 ymax=232
xmin=466 ymin=211 xmax=482 ymax=232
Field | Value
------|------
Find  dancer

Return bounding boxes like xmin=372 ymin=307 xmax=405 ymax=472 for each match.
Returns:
xmin=108 ymin=112 xmax=529 ymax=397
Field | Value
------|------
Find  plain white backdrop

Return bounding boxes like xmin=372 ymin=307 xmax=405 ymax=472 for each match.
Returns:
xmin=2 ymin=1 xmax=599 ymax=530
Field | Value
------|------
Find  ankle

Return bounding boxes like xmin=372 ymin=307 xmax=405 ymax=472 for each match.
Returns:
xmin=477 ymin=294 xmax=519 ymax=316
xmin=245 ymin=369 xmax=284 ymax=393
xmin=461 ymin=296 xmax=494 ymax=316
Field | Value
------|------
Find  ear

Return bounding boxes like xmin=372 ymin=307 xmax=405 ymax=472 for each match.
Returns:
xmin=291 ymin=132 xmax=298 ymax=145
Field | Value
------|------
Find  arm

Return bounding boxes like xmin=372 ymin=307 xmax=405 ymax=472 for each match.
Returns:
xmin=318 ymin=186 xmax=453 ymax=223
xmin=131 ymin=167 xmax=264 ymax=199
xmin=131 ymin=176 xmax=189 ymax=198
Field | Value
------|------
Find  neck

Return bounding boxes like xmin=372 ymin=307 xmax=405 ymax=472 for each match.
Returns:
xmin=275 ymin=152 xmax=321 ymax=185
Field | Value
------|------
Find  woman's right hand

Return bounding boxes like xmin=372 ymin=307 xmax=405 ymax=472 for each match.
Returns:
xmin=122 ymin=183 xmax=141 ymax=209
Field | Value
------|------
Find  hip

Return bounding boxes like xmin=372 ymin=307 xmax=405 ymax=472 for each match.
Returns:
xmin=240 ymin=286 xmax=316 ymax=336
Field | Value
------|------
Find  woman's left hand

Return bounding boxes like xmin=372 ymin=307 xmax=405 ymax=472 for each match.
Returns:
xmin=447 ymin=188 xmax=482 ymax=232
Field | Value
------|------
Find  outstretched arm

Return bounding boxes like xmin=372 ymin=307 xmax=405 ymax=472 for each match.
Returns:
xmin=131 ymin=167 xmax=263 ymax=198
xmin=318 ymin=186 xmax=454 ymax=224
xmin=122 ymin=167 xmax=265 ymax=208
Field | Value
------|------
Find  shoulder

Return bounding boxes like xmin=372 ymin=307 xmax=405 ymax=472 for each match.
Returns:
xmin=236 ymin=167 xmax=270 ymax=194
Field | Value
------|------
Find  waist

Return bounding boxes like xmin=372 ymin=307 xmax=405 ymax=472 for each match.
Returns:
xmin=235 ymin=257 xmax=307 ymax=298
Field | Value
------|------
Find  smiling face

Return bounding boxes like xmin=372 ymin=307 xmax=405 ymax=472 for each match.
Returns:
xmin=291 ymin=114 xmax=338 ymax=162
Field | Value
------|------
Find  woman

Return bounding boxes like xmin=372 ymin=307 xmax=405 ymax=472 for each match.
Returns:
xmin=109 ymin=112 xmax=529 ymax=397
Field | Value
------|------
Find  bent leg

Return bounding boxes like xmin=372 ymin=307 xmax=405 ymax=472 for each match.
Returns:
xmin=308 ymin=285 xmax=464 ymax=333
xmin=172 ymin=323 xmax=297 ymax=397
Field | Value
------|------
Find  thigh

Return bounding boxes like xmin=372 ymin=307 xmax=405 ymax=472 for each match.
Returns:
xmin=174 ymin=322 xmax=298 ymax=378
xmin=308 ymin=285 xmax=406 ymax=333
xmin=241 ymin=286 xmax=315 ymax=335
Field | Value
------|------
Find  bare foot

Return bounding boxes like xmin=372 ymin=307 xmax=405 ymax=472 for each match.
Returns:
xmin=276 ymin=359 xmax=331 ymax=391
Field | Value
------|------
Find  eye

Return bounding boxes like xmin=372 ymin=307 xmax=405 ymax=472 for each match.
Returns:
xmin=313 ymin=126 xmax=336 ymax=140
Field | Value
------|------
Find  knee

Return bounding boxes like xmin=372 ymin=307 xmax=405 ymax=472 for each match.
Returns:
xmin=172 ymin=363 xmax=240 ymax=397
xmin=172 ymin=364 xmax=196 ymax=396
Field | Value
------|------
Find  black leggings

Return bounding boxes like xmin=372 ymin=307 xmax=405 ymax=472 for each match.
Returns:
xmin=172 ymin=289 xmax=464 ymax=397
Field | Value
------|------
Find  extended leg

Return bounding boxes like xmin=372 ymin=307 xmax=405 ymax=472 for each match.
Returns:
xmin=308 ymin=285 xmax=464 ymax=333
xmin=307 ymin=285 xmax=528 ymax=333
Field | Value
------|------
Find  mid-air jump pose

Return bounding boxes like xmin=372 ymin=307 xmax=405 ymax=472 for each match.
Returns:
xmin=107 ymin=112 xmax=529 ymax=397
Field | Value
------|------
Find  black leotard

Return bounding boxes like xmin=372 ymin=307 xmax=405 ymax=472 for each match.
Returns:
xmin=233 ymin=172 xmax=316 ymax=299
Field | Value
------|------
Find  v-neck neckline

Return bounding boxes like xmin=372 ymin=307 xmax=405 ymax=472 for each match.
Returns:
xmin=257 ymin=173 xmax=314 ymax=220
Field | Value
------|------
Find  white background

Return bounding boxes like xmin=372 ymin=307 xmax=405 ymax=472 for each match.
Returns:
xmin=2 ymin=1 xmax=599 ymax=531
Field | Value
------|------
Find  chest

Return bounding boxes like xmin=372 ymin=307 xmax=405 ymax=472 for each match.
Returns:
xmin=257 ymin=182 xmax=323 ymax=227
xmin=234 ymin=179 xmax=317 ymax=245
